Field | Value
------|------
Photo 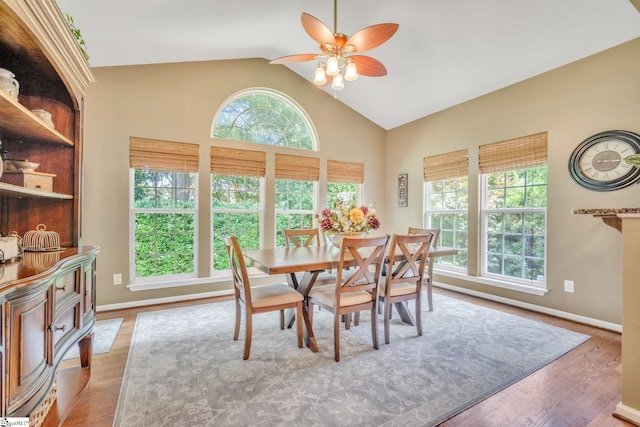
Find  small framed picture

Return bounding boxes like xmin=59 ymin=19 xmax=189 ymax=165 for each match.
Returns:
xmin=398 ymin=173 xmax=408 ymax=207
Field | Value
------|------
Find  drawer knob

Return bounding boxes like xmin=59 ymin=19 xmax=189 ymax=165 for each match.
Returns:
xmin=56 ymin=285 xmax=67 ymax=292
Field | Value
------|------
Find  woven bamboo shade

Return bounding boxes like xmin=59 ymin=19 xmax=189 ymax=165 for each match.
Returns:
xmin=129 ymin=137 xmax=199 ymax=172
xmin=423 ymin=149 xmax=469 ymax=182
xmin=479 ymin=132 xmax=548 ymax=174
xmin=210 ymin=146 xmax=266 ymax=177
xmin=275 ymin=153 xmax=320 ymax=181
xmin=327 ymin=160 xmax=364 ymax=184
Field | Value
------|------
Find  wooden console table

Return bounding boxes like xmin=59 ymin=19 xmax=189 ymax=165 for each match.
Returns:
xmin=573 ymin=208 xmax=640 ymax=425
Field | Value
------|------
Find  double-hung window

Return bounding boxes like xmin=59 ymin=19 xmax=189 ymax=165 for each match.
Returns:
xmin=211 ymin=147 xmax=265 ymax=271
xmin=479 ymin=132 xmax=548 ymax=287
xmin=423 ymin=149 xmax=469 ymax=270
xmin=274 ymin=153 xmax=319 ymax=247
xmin=129 ymin=137 xmax=199 ymax=282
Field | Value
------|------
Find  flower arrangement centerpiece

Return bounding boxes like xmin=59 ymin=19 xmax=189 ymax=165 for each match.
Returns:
xmin=319 ymin=199 xmax=381 ymax=248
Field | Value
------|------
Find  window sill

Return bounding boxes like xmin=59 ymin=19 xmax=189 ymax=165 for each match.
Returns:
xmin=433 ymin=268 xmax=549 ymax=296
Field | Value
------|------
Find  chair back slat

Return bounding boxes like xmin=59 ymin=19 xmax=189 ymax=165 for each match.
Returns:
xmin=386 ymin=233 xmax=434 ymax=291
xmin=284 ymin=228 xmax=321 ymax=248
xmin=407 ymin=227 xmax=440 ymax=247
xmin=224 ymin=236 xmax=251 ymax=303
xmin=336 ymin=235 xmax=390 ymax=299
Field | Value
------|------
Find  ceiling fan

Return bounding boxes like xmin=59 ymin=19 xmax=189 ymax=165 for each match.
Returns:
xmin=269 ymin=0 xmax=399 ymax=90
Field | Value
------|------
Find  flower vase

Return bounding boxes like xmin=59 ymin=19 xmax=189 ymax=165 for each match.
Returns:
xmin=328 ymin=232 xmax=365 ymax=249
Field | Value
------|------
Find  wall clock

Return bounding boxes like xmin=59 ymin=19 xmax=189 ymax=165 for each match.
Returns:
xmin=568 ymin=130 xmax=640 ymax=191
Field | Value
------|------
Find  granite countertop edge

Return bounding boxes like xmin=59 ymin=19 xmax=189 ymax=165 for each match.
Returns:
xmin=572 ymin=208 xmax=640 ymax=215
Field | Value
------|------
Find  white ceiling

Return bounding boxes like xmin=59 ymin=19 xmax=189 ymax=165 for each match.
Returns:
xmin=56 ymin=0 xmax=640 ymax=130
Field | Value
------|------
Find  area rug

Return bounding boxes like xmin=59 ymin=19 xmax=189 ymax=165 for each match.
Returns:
xmin=63 ymin=317 xmax=123 ymax=360
xmin=113 ymin=294 xmax=589 ymax=427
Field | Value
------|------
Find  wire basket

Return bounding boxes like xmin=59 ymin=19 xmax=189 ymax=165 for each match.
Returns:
xmin=22 ymin=224 xmax=61 ymax=251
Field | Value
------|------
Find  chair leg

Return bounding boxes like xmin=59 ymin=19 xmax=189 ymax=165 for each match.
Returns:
xmin=416 ymin=293 xmax=423 ymax=336
xmin=280 ymin=310 xmax=285 ymax=330
xmin=427 ymin=276 xmax=433 ymax=312
xmin=344 ymin=314 xmax=351 ymax=330
xmin=384 ymin=298 xmax=391 ymax=345
xmin=243 ymin=312 xmax=252 ymax=360
xmin=334 ymin=313 xmax=341 ymax=362
xmin=371 ymin=306 xmax=379 ymax=350
xmin=234 ymin=298 xmax=241 ymax=341
xmin=295 ymin=302 xmax=304 ymax=348
xmin=354 ymin=312 xmax=360 ymax=326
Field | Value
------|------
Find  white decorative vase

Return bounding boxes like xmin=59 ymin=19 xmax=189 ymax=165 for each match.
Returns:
xmin=328 ymin=232 xmax=365 ymax=249
xmin=0 ymin=68 xmax=20 ymax=101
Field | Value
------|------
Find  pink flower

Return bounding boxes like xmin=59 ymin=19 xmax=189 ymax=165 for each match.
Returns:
xmin=368 ymin=216 xmax=380 ymax=230
xmin=360 ymin=205 xmax=369 ymax=215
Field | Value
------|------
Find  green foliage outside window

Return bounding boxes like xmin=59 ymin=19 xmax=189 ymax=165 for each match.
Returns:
xmin=428 ymin=177 xmax=469 ymax=269
xmin=212 ymin=175 xmax=261 ymax=270
xmin=275 ymin=179 xmax=314 ymax=247
xmin=327 ymin=182 xmax=359 ymax=206
xmin=133 ymin=170 xmax=197 ymax=278
xmin=213 ymin=91 xmax=314 ymax=150
xmin=484 ymin=166 xmax=546 ymax=282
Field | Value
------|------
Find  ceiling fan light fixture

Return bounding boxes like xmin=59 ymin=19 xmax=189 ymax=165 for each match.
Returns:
xmin=314 ymin=64 xmax=328 ymax=85
xmin=269 ymin=0 xmax=398 ymax=91
xmin=331 ymin=73 xmax=345 ymax=90
xmin=344 ymin=59 xmax=358 ymax=81
xmin=326 ymin=55 xmax=340 ymax=76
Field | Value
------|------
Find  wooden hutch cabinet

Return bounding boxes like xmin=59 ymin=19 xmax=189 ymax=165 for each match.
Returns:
xmin=0 ymin=0 xmax=97 ymax=425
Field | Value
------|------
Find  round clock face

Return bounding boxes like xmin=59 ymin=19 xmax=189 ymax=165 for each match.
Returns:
xmin=569 ymin=130 xmax=640 ymax=191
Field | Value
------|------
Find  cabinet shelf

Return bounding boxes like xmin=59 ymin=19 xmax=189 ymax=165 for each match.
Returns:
xmin=0 ymin=182 xmax=72 ymax=199
xmin=0 ymin=91 xmax=73 ymax=146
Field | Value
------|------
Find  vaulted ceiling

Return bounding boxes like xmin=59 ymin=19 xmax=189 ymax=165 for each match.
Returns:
xmin=57 ymin=0 xmax=640 ymax=130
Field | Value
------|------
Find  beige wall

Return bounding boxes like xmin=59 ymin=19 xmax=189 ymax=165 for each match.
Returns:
xmin=84 ymin=38 xmax=640 ymax=325
xmin=82 ymin=58 xmax=387 ymax=306
xmin=386 ymin=37 xmax=640 ymax=325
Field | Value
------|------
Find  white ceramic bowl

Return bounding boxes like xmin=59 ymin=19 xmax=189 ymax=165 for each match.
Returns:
xmin=10 ymin=159 xmax=40 ymax=171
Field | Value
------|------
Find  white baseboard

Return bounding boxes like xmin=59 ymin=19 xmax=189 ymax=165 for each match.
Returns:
xmin=615 ymin=402 xmax=640 ymax=426
xmin=435 ymin=282 xmax=622 ymax=333
xmin=97 ymin=289 xmax=234 ymax=312
xmin=97 ymin=280 xmax=623 ymax=334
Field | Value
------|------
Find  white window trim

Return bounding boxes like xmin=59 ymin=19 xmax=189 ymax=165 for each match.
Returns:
xmin=433 ymin=267 xmax=549 ymax=296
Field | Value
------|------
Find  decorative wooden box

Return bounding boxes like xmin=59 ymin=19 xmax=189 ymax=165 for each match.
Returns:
xmin=2 ymin=170 xmax=55 ymax=192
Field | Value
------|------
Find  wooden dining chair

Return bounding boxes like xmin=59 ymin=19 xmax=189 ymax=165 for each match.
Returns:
xmin=283 ymin=228 xmax=337 ymax=287
xmin=380 ymin=233 xmax=434 ymax=344
xmin=224 ymin=236 xmax=304 ymax=360
xmin=308 ymin=235 xmax=390 ymax=361
xmin=407 ymin=226 xmax=441 ymax=311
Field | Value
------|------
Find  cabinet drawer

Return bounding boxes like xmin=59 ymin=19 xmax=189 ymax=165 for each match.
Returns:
xmin=2 ymin=171 xmax=54 ymax=192
xmin=53 ymin=268 xmax=80 ymax=307
xmin=52 ymin=302 xmax=80 ymax=354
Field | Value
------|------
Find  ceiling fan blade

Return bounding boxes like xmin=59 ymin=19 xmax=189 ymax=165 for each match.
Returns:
xmin=269 ymin=53 xmax=318 ymax=64
xmin=301 ymin=12 xmax=336 ymax=47
xmin=350 ymin=55 xmax=388 ymax=77
xmin=346 ymin=23 xmax=399 ymax=52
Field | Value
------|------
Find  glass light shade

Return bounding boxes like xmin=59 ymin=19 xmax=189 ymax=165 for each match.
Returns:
xmin=326 ymin=55 xmax=340 ymax=76
xmin=344 ymin=60 xmax=358 ymax=81
xmin=313 ymin=65 xmax=327 ymax=85
xmin=331 ymin=73 xmax=345 ymax=90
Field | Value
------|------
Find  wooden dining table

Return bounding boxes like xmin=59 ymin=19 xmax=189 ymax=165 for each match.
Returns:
xmin=242 ymin=244 xmax=458 ymax=352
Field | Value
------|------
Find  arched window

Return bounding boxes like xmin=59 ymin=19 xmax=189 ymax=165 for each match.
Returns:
xmin=212 ymin=88 xmax=318 ymax=150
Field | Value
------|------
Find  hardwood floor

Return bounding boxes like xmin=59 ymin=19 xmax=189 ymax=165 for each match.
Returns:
xmin=59 ymin=288 xmax=633 ymax=427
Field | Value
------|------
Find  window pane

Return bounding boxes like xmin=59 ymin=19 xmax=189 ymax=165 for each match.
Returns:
xmin=327 ymin=182 xmax=359 ymax=206
xmin=132 ymin=170 xmax=197 ymax=280
xmin=426 ymin=177 xmax=468 ymax=271
xmin=212 ymin=89 xmax=315 ymax=150
xmin=211 ymin=174 xmax=262 ymax=271
xmin=482 ymin=166 xmax=546 ymax=285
